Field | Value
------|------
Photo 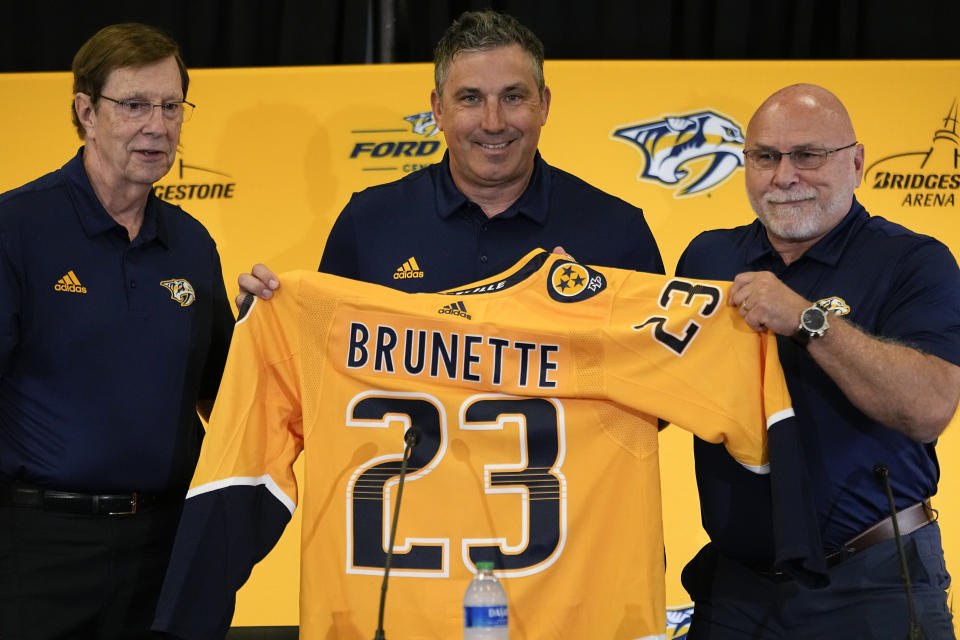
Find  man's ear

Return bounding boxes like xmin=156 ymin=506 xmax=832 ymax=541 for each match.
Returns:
xmin=540 ymin=85 xmax=551 ymax=125
xmin=430 ymin=89 xmax=443 ymax=131
xmin=852 ymin=142 xmax=865 ymax=188
xmin=74 ymin=93 xmax=96 ymax=136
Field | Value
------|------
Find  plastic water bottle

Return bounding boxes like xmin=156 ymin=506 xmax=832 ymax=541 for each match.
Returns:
xmin=463 ymin=561 xmax=508 ymax=639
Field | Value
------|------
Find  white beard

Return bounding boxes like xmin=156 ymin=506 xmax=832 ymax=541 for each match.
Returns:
xmin=750 ymin=188 xmax=849 ymax=242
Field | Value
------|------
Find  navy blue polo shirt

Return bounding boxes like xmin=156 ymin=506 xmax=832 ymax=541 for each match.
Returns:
xmin=318 ymin=150 xmax=663 ymax=289
xmin=676 ymin=197 xmax=960 ymax=560
xmin=0 ymin=148 xmax=234 ymax=493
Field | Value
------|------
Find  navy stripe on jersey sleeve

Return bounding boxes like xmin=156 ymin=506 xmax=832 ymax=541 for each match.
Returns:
xmin=152 ymin=485 xmax=292 ymax=639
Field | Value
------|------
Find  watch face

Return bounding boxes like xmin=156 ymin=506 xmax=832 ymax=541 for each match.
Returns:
xmin=801 ymin=307 xmax=827 ymax=331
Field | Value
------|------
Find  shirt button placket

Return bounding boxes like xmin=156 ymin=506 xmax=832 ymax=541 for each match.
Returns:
xmin=479 ymin=223 xmax=489 ymax=264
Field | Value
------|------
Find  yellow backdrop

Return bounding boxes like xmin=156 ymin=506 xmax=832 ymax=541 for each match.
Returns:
xmin=2 ymin=60 xmax=958 ymax=634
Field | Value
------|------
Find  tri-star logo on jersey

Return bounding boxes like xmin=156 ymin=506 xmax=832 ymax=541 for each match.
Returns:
xmin=612 ymin=109 xmax=745 ymax=197
xmin=547 ymin=261 xmax=606 ymax=303
xmin=866 ymin=98 xmax=959 ymax=208
xmin=551 ymin=262 xmax=590 ymax=296
xmin=160 ymin=279 xmax=196 ymax=307
xmin=814 ymin=296 xmax=850 ymax=316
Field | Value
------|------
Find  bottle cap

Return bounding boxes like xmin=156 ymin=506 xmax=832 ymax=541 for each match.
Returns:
xmin=476 ymin=561 xmax=495 ymax=571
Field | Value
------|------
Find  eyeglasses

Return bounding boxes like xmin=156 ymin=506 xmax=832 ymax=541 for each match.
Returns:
xmin=743 ymin=141 xmax=858 ymax=170
xmin=98 ymin=95 xmax=195 ymax=123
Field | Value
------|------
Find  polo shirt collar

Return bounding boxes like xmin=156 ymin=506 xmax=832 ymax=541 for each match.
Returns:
xmin=64 ymin=147 xmax=169 ymax=248
xmin=744 ymin=197 xmax=869 ymax=268
xmin=435 ymin=150 xmax=551 ymax=224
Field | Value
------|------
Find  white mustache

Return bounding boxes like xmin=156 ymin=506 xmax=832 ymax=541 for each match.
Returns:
xmin=764 ymin=190 xmax=817 ymax=205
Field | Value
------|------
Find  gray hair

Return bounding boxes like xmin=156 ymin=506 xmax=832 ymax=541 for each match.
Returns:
xmin=433 ymin=10 xmax=545 ymax=97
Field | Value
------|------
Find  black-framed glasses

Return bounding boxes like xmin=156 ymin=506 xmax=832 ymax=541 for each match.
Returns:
xmin=98 ymin=95 xmax=195 ymax=123
xmin=743 ymin=141 xmax=858 ymax=170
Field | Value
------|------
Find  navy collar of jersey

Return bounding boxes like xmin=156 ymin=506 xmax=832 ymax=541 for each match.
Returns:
xmin=743 ymin=197 xmax=869 ymax=269
xmin=435 ymin=150 xmax=551 ymax=225
xmin=442 ymin=249 xmax=551 ymax=297
xmin=64 ymin=147 xmax=169 ymax=248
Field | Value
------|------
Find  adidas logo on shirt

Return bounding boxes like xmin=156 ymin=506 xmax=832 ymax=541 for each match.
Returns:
xmin=438 ymin=300 xmax=472 ymax=320
xmin=54 ymin=270 xmax=87 ymax=294
xmin=393 ymin=257 xmax=424 ymax=280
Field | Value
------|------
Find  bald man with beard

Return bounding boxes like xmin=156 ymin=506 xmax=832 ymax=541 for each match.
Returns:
xmin=676 ymin=84 xmax=960 ymax=638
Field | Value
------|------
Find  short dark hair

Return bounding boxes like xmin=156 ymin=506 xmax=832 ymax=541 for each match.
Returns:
xmin=71 ymin=23 xmax=189 ymax=140
xmin=433 ymin=10 xmax=545 ymax=97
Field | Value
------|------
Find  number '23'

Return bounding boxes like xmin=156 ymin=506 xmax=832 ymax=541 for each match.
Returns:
xmin=345 ymin=391 xmax=567 ymax=578
xmin=633 ymin=279 xmax=722 ymax=356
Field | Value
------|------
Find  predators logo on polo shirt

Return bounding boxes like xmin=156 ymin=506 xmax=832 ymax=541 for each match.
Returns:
xmin=815 ymin=296 xmax=851 ymax=316
xmin=160 ymin=278 xmax=196 ymax=307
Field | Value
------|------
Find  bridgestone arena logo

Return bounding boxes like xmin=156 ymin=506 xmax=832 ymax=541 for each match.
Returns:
xmin=866 ymin=99 xmax=960 ymax=208
xmin=154 ymin=183 xmax=235 ymax=200
xmin=154 ymin=159 xmax=236 ymax=201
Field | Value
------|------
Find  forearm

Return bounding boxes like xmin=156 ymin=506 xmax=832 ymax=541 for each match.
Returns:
xmin=808 ymin=316 xmax=960 ymax=442
xmin=730 ymin=270 xmax=960 ymax=441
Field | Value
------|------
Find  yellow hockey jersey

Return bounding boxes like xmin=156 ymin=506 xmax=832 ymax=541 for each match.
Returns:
xmin=155 ymin=250 xmax=808 ymax=640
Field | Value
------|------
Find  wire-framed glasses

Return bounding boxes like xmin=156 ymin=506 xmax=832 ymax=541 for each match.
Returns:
xmin=743 ymin=141 xmax=858 ymax=170
xmin=99 ymin=95 xmax=195 ymax=123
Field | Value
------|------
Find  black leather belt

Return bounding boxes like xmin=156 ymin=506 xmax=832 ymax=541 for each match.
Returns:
xmin=0 ymin=483 xmax=176 ymax=516
xmin=825 ymin=500 xmax=935 ymax=568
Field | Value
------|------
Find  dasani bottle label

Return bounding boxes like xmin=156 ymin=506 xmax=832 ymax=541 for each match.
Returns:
xmin=464 ymin=605 xmax=508 ymax=627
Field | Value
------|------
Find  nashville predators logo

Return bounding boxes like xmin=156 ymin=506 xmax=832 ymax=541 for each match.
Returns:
xmin=815 ymin=296 xmax=851 ymax=316
xmin=160 ymin=279 xmax=196 ymax=307
xmin=666 ymin=604 xmax=694 ymax=639
xmin=403 ymin=111 xmax=440 ymax=137
xmin=613 ymin=109 xmax=745 ymax=197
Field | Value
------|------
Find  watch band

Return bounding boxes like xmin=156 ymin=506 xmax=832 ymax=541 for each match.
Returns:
xmin=791 ymin=326 xmax=813 ymax=347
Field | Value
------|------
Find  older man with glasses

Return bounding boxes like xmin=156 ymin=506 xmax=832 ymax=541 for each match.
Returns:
xmin=0 ymin=23 xmax=233 ymax=639
xmin=676 ymin=83 xmax=960 ymax=638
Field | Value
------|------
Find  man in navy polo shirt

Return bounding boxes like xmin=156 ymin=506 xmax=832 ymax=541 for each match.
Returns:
xmin=0 ymin=24 xmax=233 ymax=639
xmin=677 ymin=83 xmax=960 ymax=638
xmin=237 ymin=9 xmax=662 ymax=302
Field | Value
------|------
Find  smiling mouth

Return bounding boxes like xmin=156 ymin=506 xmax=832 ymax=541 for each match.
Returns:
xmin=766 ymin=193 xmax=816 ymax=205
xmin=478 ymin=141 xmax=510 ymax=150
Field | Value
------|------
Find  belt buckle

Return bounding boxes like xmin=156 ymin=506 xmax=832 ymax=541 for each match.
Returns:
xmin=825 ymin=545 xmax=856 ymax=568
xmin=106 ymin=493 xmax=137 ymax=515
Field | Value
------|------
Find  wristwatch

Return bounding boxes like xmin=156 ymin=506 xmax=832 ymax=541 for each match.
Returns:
xmin=791 ymin=305 xmax=830 ymax=346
